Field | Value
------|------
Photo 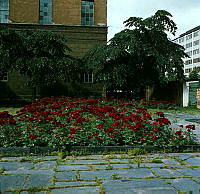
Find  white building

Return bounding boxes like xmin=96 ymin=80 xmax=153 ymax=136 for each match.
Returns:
xmin=173 ymin=25 xmax=200 ymax=75
xmin=173 ymin=25 xmax=200 ymax=107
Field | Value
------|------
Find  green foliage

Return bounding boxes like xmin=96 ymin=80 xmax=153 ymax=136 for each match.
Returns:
xmin=84 ymin=10 xmax=187 ymax=98
xmin=0 ymin=27 xmax=80 ymax=88
xmin=188 ymin=69 xmax=199 ymax=81
xmin=127 ymin=148 xmax=145 ymax=156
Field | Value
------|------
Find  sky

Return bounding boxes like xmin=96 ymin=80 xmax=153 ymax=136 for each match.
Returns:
xmin=107 ymin=0 xmax=200 ymax=41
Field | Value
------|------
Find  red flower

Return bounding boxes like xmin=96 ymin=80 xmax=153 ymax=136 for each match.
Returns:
xmin=186 ymin=125 xmax=195 ymax=130
xmin=106 ymin=127 xmax=114 ymax=133
xmin=156 ymin=112 xmax=165 ymax=118
xmin=88 ymin=136 xmax=92 ymax=139
xmin=109 ymin=134 xmax=115 ymax=138
xmin=143 ymin=133 xmax=148 ymax=137
xmin=70 ymin=128 xmax=77 ymax=134
xmin=29 ymin=134 xmax=37 ymax=140
xmin=152 ymin=136 xmax=157 ymax=140
xmin=139 ymin=137 xmax=143 ymax=141
xmin=153 ymin=127 xmax=159 ymax=131
xmin=96 ymin=124 xmax=104 ymax=129
xmin=69 ymin=135 xmax=75 ymax=139
xmin=175 ymin=130 xmax=182 ymax=136
xmin=95 ymin=136 xmax=100 ymax=140
xmin=9 ymin=119 xmax=16 ymax=125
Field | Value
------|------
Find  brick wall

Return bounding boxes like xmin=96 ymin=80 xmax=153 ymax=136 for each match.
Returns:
xmin=9 ymin=0 xmax=107 ymax=26
xmin=94 ymin=0 xmax=107 ymax=26
xmin=53 ymin=0 xmax=81 ymax=25
xmin=10 ymin=0 xmax=39 ymax=23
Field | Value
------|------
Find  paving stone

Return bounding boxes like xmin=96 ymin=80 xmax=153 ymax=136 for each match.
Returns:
xmin=161 ymin=159 xmax=180 ymax=165
xmin=21 ymin=191 xmax=47 ymax=194
xmin=102 ymin=179 xmax=177 ymax=194
xmin=177 ymin=168 xmax=200 ymax=177
xmin=61 ymin=160 xmax=109 ymax=165
xmin=34 ymin=161 xmax=57 ymax=169
xmin=165 ymin=178 xmax=200 ymax=193
xmin=73 ymin=155 xmax=103 ymax=160
xmin=108 ymin=159 xmax=130 ymax=163
xmin=24 ymin=174 xmax=53 ymax=189
xmin=151 ymin=168 xmax=183 ymax=178
xmin=175 ymin=153 xmax=193 ymax=160
xmin=51 ymin=186 xmax=99 ymax=193
xmin=92 ymin=163 xmax=137 ymax=170
xmin=57 ymin=164 xmax=89 ymax=171
xmin=55 ymin=181 xmax=97 ymax=187
xmin=80 ymin=168 xmax=153 ymax=180
xmin=4 ymin=169 xmax=54 ymax=175
xmin=141 ymin=163 xmax=164 ymax=167
xmin=186 ymin=157 xmax=200 ymax=166
xmin=32 ymin=156 xmax=58 ymax=160
xmin=0 ymin=175 xmax=26 ymax=191
xmin=0 ymin=161 xmax=33 ymax=170
xmin=1 ymin=157 xmax=24 ymax=161
xmin=56 ymin=171 xmax=77 ymax=181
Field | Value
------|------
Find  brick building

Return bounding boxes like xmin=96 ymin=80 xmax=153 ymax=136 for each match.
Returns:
xmin=0 ymin=0 xmax=108 ymax=102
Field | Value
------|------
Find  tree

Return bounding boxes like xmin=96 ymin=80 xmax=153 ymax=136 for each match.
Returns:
xmin=0 ymin=27 xmax=81 ymax=99
xmin=84 ymin=10 xmax=187 ymax=98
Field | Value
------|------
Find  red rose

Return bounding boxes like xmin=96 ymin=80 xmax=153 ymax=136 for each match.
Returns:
xmin=152 ymin=136 xmax=157 ymax=140
xmin=29 ymin=134 xmax=37 ymax=140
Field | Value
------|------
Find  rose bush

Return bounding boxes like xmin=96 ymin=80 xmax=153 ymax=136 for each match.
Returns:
xmin=0 ymin=97 xmax=198 ymax=148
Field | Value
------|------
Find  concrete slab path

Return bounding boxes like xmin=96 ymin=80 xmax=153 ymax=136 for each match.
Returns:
xmin=0 ymin=153 xmax=200 ymax=193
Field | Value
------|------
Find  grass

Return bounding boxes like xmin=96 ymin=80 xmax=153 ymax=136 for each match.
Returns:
xmin=148 ymin=106 xmax=200 ymax=115
xmin=0 ymin=107 xmax=20 ymax=114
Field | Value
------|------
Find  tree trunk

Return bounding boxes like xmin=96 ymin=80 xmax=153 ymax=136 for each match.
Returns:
xmin=32 ymin=86 xmax=37 ymax=102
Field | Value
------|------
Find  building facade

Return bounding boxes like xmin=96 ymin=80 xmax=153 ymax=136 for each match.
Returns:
xmin=173 ymin=26 xmax=200 ymax=106
xmin=0 ymin=0 xmax=107 ymax=102
xmin=173 ymin=25 xmax=200 ymax=75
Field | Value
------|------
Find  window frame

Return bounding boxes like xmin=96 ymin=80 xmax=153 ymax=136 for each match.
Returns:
xmin=39 ymin=0 xmax=52 ymax=24
xmin=0 ymin=0 xmax=9 ymax=23
xmin=81 ymin=0 xmax=94 ymax=26
xmin=0 ymin=71 xmax=8 ymax=82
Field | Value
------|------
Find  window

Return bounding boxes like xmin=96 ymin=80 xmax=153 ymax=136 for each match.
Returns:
xmin=186 ymin=34 xmax=192 ymax=40
xmin=185 ymin=59 xmax=192 ymax=65
xmin=40 ymin=0 xmax=52 ymax=24
xmin=186 ymin=51 xmax=192 ymax=57
xmin=193 ymin=40 xmax=199 ymax=46
xmin=81 ymin=0 xmax=94 ymax=26
xmin=193 ymin=49 xmax=199 ymax=55
xmin=185 ymin=68 xmax=192 ymax=73
xmin=186 ymin=42 xmax=192 ymax=48
xmin=194 ymin=31 xmax=199 ymax=37
xmin=81 ymin=72 xmax=93 ymax=83
xmin=193 ymin=58 xmax=200 ymax=64
xmin=0 ymin=0 xmax=9 ymax=23
xmin=0 ymin=71 xmax=8 ymax=81
xmin=179 ymin=37 xmax=184 ymax=43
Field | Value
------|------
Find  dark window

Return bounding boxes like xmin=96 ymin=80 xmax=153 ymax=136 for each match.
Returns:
xmin=81 ymin=0 xmax=94 ymax=26
xmin=0 ymin=71 xmax=8 ymax=81
xmin=40 ymin=0 xmax=52 ymax=24
xmin=81 ymin=72 xmax=93 ymax=83
xmin=0 ymin=0 xmax=9 ymax=23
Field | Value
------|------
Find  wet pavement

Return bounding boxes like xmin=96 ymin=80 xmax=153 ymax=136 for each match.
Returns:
xmin=0 ymin=153 xmax=200 ymax=193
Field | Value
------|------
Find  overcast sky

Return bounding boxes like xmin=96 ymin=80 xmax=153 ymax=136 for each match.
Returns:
xmin=107 ymin=0 xmax=200 ymax=41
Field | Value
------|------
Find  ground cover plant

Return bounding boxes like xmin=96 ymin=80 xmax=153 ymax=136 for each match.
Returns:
xmin=0 ymin=97 xmax=198 ymax=148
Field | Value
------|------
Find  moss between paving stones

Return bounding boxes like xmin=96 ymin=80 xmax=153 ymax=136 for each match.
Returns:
xmin=0 ymin=145 xmax=200 ymax=156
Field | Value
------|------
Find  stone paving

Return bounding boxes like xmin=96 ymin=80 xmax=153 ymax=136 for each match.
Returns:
xmin=165 ymin=111 xmax=200 ymax=143
xmin=0 ymin=153 xmax=200 ymax=193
